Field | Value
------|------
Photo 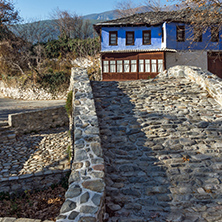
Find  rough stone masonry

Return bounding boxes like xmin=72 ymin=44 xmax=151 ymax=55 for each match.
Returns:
xmin=92 ymin=68 xmax=222 ymax=222
xmin=59 ymin=65 xmax=222 ymax=222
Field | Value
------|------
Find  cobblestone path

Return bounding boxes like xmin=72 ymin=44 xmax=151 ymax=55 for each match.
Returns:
xmin=92 ymin=77 xmax=222 ymax=222
xmin=0 ymin=127 xmax=70 ymax=180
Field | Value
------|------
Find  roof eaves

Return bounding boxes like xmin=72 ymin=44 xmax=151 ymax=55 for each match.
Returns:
xmin=100 ymin=48 xmax=177 ymax=53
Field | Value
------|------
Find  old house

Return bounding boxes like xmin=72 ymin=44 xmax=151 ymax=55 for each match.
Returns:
xmin=94 ymin=10 xmax=222 ymax=81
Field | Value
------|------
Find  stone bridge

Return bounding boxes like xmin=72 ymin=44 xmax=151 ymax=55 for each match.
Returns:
xmin=58 ymin=66 xmax=222 ymax=222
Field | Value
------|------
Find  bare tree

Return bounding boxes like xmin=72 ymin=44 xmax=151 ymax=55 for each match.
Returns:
xmin=82 ymin=20 xmax=92 ymax=39
xmin=143 ymin=0 xmax=164 ymax=11
xmin=0 ymin=38 xmax=31 ymax=77
xmin=115 ymin=0 xmax=141 ymax=18
xmin=143 ymin=0 xmax=174 ymax=11
xmin=11 ymin=20 xmax=57 ymax=44
xmin=51 ymin=8 xmax=92 ymax=39
xmin=0 ymin=0 xmax=20 ymax=26
xmin=177 ymin=0 xmax=222 ymax=29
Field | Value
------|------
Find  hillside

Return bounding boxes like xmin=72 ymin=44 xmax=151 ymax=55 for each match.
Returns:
xmin=83 ymin=9 xmax=117 ymax=21
xmin=10 ymin=10 xmax=116 ymax=43
xmin=11 ymin=6 xmax=182 ymax=43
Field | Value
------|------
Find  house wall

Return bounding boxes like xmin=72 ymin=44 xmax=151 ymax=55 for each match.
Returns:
xmin=165 ymin=51 xmax=208 ymax=70
xmin=162 ymin=22 xmax=167 ymax=49
xmin=166 ymin=22 xmax=222 ymax=50
xmin=101 ymin=52 xmax=164 ymax=80
xmin=101 ymin=26 xmax=163 ymax=52
xmin=100 ymin=22 xmax=222 ymax=52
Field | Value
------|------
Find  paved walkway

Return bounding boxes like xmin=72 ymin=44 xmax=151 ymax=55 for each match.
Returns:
xmin=0 ymin=98 xmax=65 ymax=121
xmin=92 ymin=77 xmax=222 ymax=222
xmin=0 ymin=126 xmax=70 ymax=180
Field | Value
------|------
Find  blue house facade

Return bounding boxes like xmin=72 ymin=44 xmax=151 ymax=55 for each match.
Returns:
xmin=94 ymin=11 xmax=222 ymax=80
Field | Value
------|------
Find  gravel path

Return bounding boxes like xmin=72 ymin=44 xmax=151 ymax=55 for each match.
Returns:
xmin=92 ymin=77 xmax=222 ymax=222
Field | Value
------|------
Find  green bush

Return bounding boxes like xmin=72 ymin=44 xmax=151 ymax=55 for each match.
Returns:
xmin=37 ymin=71 xmax=70 ymax=95
xmin=45 ymin=37 xmax=100 ymax=59
xmin=65 ymin=90 xmax=73 ymax=117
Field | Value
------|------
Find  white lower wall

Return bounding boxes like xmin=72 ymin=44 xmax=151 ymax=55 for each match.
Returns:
xmin=165 ymin=51 xmax=208 ymax=70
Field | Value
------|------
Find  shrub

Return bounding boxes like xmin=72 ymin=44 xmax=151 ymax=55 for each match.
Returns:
xmin=65 ymin=90 xmax=73 ymax=117
xmin=37 ymin=71 xmax=70 ymax=95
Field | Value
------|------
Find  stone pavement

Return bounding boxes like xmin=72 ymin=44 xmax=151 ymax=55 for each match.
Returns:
xmin=92 ymin=77 xmax=222 ymax=222
xmin=0 ymin=126 xmax=70 ymax=181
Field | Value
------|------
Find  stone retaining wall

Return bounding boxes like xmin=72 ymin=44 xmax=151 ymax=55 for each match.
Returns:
xmin=0 ymin=81 xmax=67 ymax=100
xmin=57 ymin=68 xmax=105 ymax=222
xmin=9 ymin=107 xmax=68 ymax=134
xmin=0 ymin=170 xmax=69 ymax=193
xmin=159 ymin=65 xmax=222 ymax=106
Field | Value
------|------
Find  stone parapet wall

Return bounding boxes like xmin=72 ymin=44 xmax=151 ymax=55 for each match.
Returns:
xmin=159 ymin=65 xmax=222 ymax=106
xmin=0 ymin=170 xmax=69 ymax=193
xmin=57 ymin=68 xmax=105 ymax=222
xmin=9 ymin=107 xmax=68 ymax=134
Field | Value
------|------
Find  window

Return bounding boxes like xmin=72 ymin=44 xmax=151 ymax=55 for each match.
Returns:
xmin=109 ymin=31 xmax=118 ymax=45
xmin=177 ymin=25 xmax=185 ymax=42
xmin=110 ymin=61 xmax=116 ymax=72
xmin=143 ymin=30 xmax=151 ymax=45
xmin=194 ymin=28 xmax=202 ymax=42
xmin=131 ymin=60 xmax=137 ymax=72
xmin=139 ymin=60 xmax=144 ymax=72
xmin=126 ymin=31 xmax=134 ymax=45
xmin=162 ymin=27 xmax=164 ymax=43
xmin=117 ymin=60 xmax=123 ymax=72
xmin=124 ymin=60 xmax=130 ymax=72
xmin=103 ymin=61 xmax=109 ymax=73
xmin=145 ymin=59 xmax=150 ymax=72
xmin=151 ymin=59 xmax=157 ymax=72
xmin=211 ymin=27 xmax=219 ymax=42
xmin=158 ymin=59 xmax=163 ymax=72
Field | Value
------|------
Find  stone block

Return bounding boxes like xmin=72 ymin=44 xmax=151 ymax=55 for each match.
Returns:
xmin=79 ymin=217 xmax=96 ymax=222
xmin=68 ymin=211 xmax=79 ymax=220
xmin=68 ymin=171 xmax=80 ymax=184
xmin=80 ymin=205 xmax=98 ymax=214
xmin=82 ymin=179 xmax=105 ymax=192
xmin=60 ymin=200 xmax=77 ymax=214
xmin=65 ymin=184 xmax=82 ymax=199
xmin=80 ymin=192 xmax=90 ymax=204
xmin=91 ymin=143 xmax=102 ymax=157
xmin=15 ymin=219 xmax=36 ymax=222
xmin=92 ymin=193 xmax=102 ymax=206
xmin=75 ymin=150 xmax=88 ymax=161
xmin=2 ymin=218 xmax=16 ymax=222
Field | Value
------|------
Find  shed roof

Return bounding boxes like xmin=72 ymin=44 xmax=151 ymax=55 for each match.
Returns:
xmin=94 ymin=10 xmax=200 ymax=33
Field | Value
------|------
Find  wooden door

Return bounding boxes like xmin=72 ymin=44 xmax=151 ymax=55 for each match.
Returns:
xmin=208 ymin=52 xmax=222 ymax=78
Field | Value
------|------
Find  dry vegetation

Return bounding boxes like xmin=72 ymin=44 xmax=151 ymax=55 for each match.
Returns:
xmin=0 ymin=173 xmax=69 ymax=221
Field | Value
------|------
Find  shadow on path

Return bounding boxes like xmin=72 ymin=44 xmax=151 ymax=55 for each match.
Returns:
xmin=92 ymin=81 xmax=171 ymax=221
xmin=92 ymin=78 xmax=222 ymax=222
xmin=0 ymin=126 xmax=69 ymax=179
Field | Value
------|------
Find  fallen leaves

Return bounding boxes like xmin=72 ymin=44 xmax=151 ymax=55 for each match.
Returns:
xmin=182 ymin=156 xmax=190 ymax=162
xmin=0 ymin=185 xmax=66 ymax=221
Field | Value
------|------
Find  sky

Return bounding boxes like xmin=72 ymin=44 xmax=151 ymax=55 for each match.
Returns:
xmin=14 ymin=0 xmax=126 ymax=21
